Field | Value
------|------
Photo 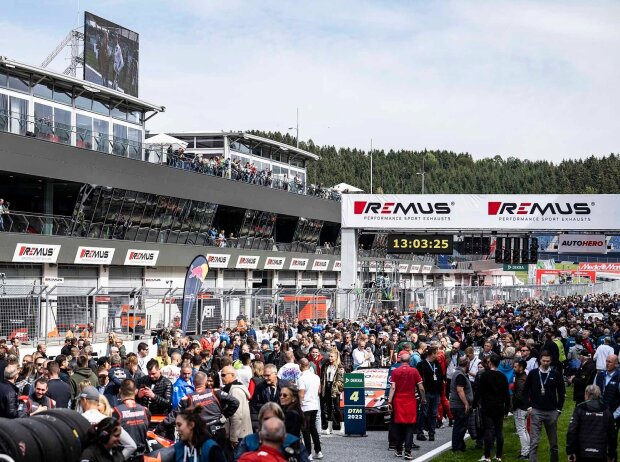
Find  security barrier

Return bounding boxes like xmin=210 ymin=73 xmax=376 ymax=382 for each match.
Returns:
xmin=0 ymin=280 xmax=618 ymax=344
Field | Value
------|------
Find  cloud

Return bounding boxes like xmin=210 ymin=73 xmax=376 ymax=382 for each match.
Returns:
xmin=1 ymin=0 xmax=618 ymax=160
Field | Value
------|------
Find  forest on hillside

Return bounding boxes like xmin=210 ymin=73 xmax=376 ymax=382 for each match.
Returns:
xmin=250 ymin=130 xmax=620 ymax=194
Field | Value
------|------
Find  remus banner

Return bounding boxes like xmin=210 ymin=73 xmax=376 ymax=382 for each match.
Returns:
xmin=181 ymin=255 xmax=209 ymax=333
xmin=341 ymin=194 xmax=620 ymax=231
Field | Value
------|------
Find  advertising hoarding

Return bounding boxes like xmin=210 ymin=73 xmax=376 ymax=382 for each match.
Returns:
xmin=342 ymin=194 xmax=620 ymax=231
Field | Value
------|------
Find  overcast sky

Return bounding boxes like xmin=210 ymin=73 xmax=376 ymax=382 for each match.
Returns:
xmin=1 ymin=0 xmax=618 ymax=161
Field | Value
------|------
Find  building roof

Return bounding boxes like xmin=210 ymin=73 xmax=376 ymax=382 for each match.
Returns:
xmin=169 ymin=131 xmax=320 ymax=161
xmin=0 ymin=56 xmax=165 ymax=113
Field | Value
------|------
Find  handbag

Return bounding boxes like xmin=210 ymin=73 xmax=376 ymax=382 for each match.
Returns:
xmin=467 ymin=406 xmax=483 ymax=439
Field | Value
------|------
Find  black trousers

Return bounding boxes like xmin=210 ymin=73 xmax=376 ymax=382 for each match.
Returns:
xmin=323 ymin=383 xmax=342 ymax=425
xmin=395 ymin=423 xmax=415 ymax=453
xmin=302 ymin=410 xmax=321 ymax=454
xmin=483 ymin=414 xmax=504 ymax=459
xmin=451 ymin=408 xmax=468 ymax=451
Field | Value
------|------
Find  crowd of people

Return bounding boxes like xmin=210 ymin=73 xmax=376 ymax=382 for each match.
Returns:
xmin=161 ymin=147 xmax=341 ymax=202
xmin=0 ymin=292 xmax=619 ymax=461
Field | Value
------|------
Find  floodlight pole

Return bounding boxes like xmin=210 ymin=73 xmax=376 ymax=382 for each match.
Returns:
xmin=370 ymin=138 xmax=373 ymax=194
xmin=417 ymin=156 xmax=426 ymax=194
xmin=296 ymin=107 xmax=299 ymax=149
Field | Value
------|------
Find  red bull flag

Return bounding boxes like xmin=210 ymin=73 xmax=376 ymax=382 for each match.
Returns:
xmin=181 ymin=255 xmax=209 ymax=332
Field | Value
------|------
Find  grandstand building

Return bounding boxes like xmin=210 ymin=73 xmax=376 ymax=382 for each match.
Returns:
xmin=3 ymin=54 xmax=617 ymax=336
xmin=0 ymin=56 xmax=470 ymax=300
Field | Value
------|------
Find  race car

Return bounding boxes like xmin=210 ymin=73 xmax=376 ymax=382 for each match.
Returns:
xmin=339 ymin=367 xmax=390 ymax=427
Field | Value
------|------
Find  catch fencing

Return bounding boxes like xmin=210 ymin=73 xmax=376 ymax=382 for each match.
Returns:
xmin=0 ymin=281 xmax=618 ymax=344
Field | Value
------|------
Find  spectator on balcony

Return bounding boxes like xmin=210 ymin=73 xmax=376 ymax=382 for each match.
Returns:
xmin=217 ymin=230 xmax=227 ymax=247
xmin=0 ymin=198 xmax=8 ymax=231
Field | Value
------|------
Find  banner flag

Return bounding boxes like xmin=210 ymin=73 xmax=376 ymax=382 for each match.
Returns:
xmin=181 ymin=255 xmax=209 ymax=333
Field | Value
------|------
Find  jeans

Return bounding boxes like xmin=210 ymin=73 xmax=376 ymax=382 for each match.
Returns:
xmin=395 ymin=423 xmax=415 ymax=453
xmin=302 ymin=410 xmax=321 ymax=454
xmin=418 ymin=392 xmax=440 ymax=435
xmin=451 ymin=408 xmax=468 ymax=451
xmin=529 ymin=408 xmax=559 ymax=462
xmin=483 ymin=414 xmax=504 ymax=459
xmin=514 ymin=409 xmax=530 ymax=457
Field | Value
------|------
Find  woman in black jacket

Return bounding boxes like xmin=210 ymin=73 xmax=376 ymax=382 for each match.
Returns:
xmin=279 ymin=384 xmax=305 ymax=437
xmin=80 ymin=417 xmax=124 ymax=462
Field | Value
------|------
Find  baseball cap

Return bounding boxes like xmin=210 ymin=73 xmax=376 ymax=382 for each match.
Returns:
xmin=261 ymin=339 xmax=270 ymax=345
xmin=398 ymin=350 xmax=410 ymax=359
xmin=79 ymin=386 xmax=100 ymax=401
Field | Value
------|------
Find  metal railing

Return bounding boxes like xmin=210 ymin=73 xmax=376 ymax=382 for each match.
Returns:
xmin=1 ymin=281 xmax=618 ymax=345
xmin=0 ymin=110 xmax=341 ymax=202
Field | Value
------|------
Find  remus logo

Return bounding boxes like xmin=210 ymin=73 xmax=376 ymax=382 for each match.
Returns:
xmin=19 ymin=246 xmax=53 ymax=257
xmin=80 ymin=249 xmax=109 ymax=259
xmin=13 ymin=243 xmax=61 ymax=263
xmin=353 ymin=201 xmax=451 ymax=215
xmin=487 ymin=202 xmax=592 ymax=215
xmin=124 ymin=249 xmax=159 ymax=266
xmin=129 ymin=252 xmax=154 ymax=261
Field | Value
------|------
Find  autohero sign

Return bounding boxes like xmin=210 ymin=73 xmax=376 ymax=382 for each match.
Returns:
xmin=557 ymin=234 xmax=607 ymax=254
xmin=236 ymin=255 xmax=260 ymax=269
xmin=207 ymin=254 xmax=230 ymax=268
xmin=74 ymin=246 xmax=114 ymax=264
xmin=124 ymin=249 xmax=159 ymax=266
xmin=341 ymin=194 xmax=620 ymax=231
xmin=13 ymin=243 xmax=61 ymax=263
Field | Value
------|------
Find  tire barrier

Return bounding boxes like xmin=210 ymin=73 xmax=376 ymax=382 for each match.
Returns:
xmin=0 ymin=409 xmax=92 ymax=462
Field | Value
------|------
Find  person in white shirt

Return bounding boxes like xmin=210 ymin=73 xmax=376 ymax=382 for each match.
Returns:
xmin=352 ymin=339 xmax=374 ymax=370
xmin=236 ymin=353 xmax=253 ymax=388
xmin=277 ymin=351 xmax=301 ymax=386
xmin=160 ymin=351 xmax=182 ymax=382
xmin=79 ymin=386 xmax=137 ymax=460
xmin=137 ymin=342 xmax=151 ymax=375
xmin=298 ymin=359 xmax=323 ymax=459
xmin=594 ymin=337 xmax=615 ymax=371
xmin=519 ymin=345 xmax=539 ymax=374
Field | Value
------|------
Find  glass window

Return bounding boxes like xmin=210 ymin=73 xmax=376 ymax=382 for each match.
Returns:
xmin=10 ymin=96 xmax=29 ymax=135
xmin=127 ymin=127 xmax=142 ymax=160
xmin=8 ymin=74 xmax=30 ymax=93
xmin=111 ymin=103 xmax=127 ymax=121
xmin=0 ymin=70 xmax=7 ymax=87
xmin=54 ymin=107 xmax=71 ymax=144
xmin=53 ymin=85 xmax=73 ymax=105
xmin=92 ymin=99 xmax=109 ymax=116
xmin=75 ymin=94 xmax=92 ymax=111
xmin=127 ymin=110 xmax=141 ymax=124
xmin=76 ymin=114 xmax=93 ymax=149
xmin=34 ymin=102 xmax=54 ymax=140
xmin=196 ymin=137 xmax=224 ymax=148
xmin=0 ymin=94 xmax=7 ymax=132
xmin=34 ymin=81 xmax=54 ymax=100
xmin=113 ymin=123 xmax=128 ymax=157
xmin=93 ymin=118 xmax=109 ymax=153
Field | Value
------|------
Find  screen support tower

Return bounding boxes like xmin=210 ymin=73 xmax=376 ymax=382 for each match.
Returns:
xmin=40 ymin=29 xmax=85 ymax=77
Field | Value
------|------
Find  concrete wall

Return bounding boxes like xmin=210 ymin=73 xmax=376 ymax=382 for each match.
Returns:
xmin=0 ymin=131 xmax=340 ymax=223
xmin=0 ymin=231 xmax=342 ymax=270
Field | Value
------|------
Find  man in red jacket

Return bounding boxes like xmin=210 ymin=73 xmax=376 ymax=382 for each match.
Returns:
xmin=239 ymin=417 xmax=287 ymax=462
xmin=388 ymin=352 xmax=426 ymax=460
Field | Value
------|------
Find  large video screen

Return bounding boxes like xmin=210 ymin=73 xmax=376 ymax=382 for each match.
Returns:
xmin=83 ymin=12 xmax=139 ymax=97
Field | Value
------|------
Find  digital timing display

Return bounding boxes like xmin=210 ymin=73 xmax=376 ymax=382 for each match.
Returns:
xmin=387 ymin=234 xmax=454 ymax=254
